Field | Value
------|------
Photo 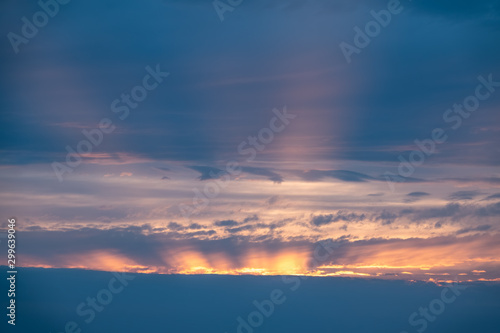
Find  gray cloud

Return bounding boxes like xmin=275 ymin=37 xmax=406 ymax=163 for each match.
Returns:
xmin=168 ymin=222 xmax=184 ymax=231
xmin=265 ymin=195 xmax=280 ymax=205
xmin=456 ymin=225 xmax=492 ymax=235
xmin=226 ymin=223 xmax=274 ymax=234
xmin=449 ymin=190 xmax=481 ymax=201
xmin=475 ymin=202 xmax=500 ymax=217
xmin=240 ymin=167 xmax=283 ymax=183
xmin=405 ymin=192 xmax=431 ymax=203
xmin=243 ymin=214 xmax=259 ymax=223
xmin=407 ymin=192 xmax=430 ymax=197
xmin=375 ymin=211 xmax=398 ymax=225
xmin=482 ymin=193 xmax=500 ymax=201
xmin=311 ymin=214 xmax=335 ymax=226
xmin=214 ymin=220 xmax=239 ymax=227
xmin=188 ymin=166 xmax=227 ymax=181
xmin=367 ymin=193 xmax=385 ymax=197
xmin=311 ymin=211 xmax=366 ymax=226
xmin=402 ymin=203 xmax=463 ymax=221
xmin=301 ymin=170 xmax=376 ymax=182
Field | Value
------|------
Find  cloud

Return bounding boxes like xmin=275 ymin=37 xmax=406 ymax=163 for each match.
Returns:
xmin=404 ymin=192 xmax=430 ymax=203
xmin=154 ymin=166 xmax=172 ymax=180
xmin=301 ymin=170 xmax=376 ymax=182
xmin=182 ymin=230 xmax=217 ymax=237
xmin=240 ymin=167 xmax=283 ymax=183
xmin=1 ymin=0 xmax=500 ymax=287
xmin=167 ymin=222 xmax=184 ymax=231
xmin=334 ymin=212 xmax=366 ymax=223
xmin=311 ymin=211 xmax=366 ymax=226
xmin=475 ymin=202 xmax=500 ymax=217
xmin=442 ymin=177 xmax=500 ymax=185
xmin=311 ymin=214 xmax=335 ymax=226
xmin=407 ymin=192 xmax=430 ymax=197
xmin=214 ymin=220 xmax=239 ymax=227
xmin=379 ymin=174 xmax=425 ymax=184
xmin=2 ymin=0 xmax=500 ymax=171
xmin=402 ymin=203 xmax=463 ymax=221
xmin=449 ymin=190 xmax=481 ymax=201
xmin=226 ymin=223 xmax=274 ymax=234
xmin=265 ymin=195 xmax=280 ymax=205
xmin=187 ymin=166 xmax=283 ymax=183
xmin=482 ymin=193 xmax=500 ymax=201
xmin=456 ymin=225 xmax=492 ymax=235
xmin=12 ymin=223 xmax=500 ymax=282
xmin=399 ymin=201 xmax=500 ymax=222
xmin=188 ymin=166 xmax=227 ymax=181
xmin=188 ymin=223 xmax=205 ymax=230
xmin=165 ymin=222 xmax=207 ymax=232
xmin=375 ymin=211 xmax=398 ymax=225
xmin=243 ymin=215 xmax=259 ymax=223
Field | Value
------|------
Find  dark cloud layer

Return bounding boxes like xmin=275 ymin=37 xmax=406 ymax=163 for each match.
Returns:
xmin=311 ymin=212 xmax=366 ymax=226
xmin=482 ymin=193 xmax=500 ymax=201
xmin=1 ymin=0 xmax=499 ymax=167
xmin=449 ymin=190 xmax=482 ymax=201
xmin=456 ymin=224 xmax=492 ymax=235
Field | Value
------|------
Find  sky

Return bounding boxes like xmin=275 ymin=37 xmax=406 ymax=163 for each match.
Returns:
xmin=1 ymin=0 xmax=500 ymax=283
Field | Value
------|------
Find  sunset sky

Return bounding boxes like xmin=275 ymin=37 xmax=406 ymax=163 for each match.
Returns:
xmin=1 ymin=0 xmax=500 ymax=284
